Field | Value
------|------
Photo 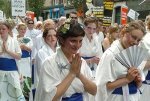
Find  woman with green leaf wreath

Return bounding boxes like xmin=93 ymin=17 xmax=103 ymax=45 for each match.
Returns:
xmin=35 ymin=20 xmax=97 ymax=101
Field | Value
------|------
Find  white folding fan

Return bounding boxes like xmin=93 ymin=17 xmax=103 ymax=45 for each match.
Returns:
xmin=115 ymin=45 xmax=149 ymax=68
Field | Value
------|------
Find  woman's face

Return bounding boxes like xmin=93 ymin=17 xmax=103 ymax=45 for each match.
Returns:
xmin=45 ymin=29 xmax=57 ymax=46
xmin=123 ymin=29 xmax=144 ymax=48
xmin=0 ymin=24 xmax=9 ymax=36
xmin=84 ymin=23 xmax=97 ymax=36
xmin=112 ymin=31 xmax=119 ymax=39
xmin=62 ymin=36 xmax=83 ymax=55
xmin=18 ymin=26 xmax=27 ymax=36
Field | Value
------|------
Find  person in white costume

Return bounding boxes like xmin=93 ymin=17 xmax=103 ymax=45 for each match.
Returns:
xmin=34 ymin=19 xmax=56 ymax=53
xmin=95 ymin=21 xmax=146 ymax=101
xmin=30 ymin=19 xmax=56 ymax=101
xmin=35 ymin=20 xmax=97 ymax=101
xmin=0 ymin=20 xmax=25 ymax=101
xmin=93 ymin=18 xmax=104 ymax=46
xmin=34 ymin=28 xmax=57 ymax=88
xmin=16 ymin=23 xmax=33 ymax=98
xmin=79 ymin=17 xmax=103 ymax=78
xmin=25 ymin=19 xmax=40 ymax=60
xmin=139 ymin=17 xmax=150 ymax=101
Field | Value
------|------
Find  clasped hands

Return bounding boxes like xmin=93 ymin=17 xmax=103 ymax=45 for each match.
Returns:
xmin=70 ymin=53 xmax=82 ymax=78
xmin=126 ymin=67 xmax=142 ymax=87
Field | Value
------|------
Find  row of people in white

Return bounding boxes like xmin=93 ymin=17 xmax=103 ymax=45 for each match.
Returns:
xmin=2 ymin=16 xmax=150 ymax=101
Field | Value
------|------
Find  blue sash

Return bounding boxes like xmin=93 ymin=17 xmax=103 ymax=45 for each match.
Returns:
xmin=32 ymin=88 xmax=36 ymax=100
xmin=62 ymin=93 xmax=83 ymax=101
xmin=32 ymin=64 xmax=34 ymax=84
xmin=112 ymin=81 xmax=137 ymax=95
xmin=143 ymin=70 xmax=150 ymax=85
xmin=0 ymin=58 xmax=17 ymax=71
xmin=21 ymin=50 xmax=31 ymax=58
xmin=82 ymin=56 xmax=94 ymax=60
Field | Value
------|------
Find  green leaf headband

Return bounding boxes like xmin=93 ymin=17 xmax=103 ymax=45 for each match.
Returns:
xmin=60 ymin=18 xmax=71 ymax=34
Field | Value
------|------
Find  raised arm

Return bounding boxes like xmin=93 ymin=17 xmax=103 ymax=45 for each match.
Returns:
xmin=52 ymin=53 xmax=82 ymax=101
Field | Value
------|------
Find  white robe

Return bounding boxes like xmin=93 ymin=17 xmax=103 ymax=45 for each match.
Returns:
xmin=34 ymin=33 xmax=44 ymax=51
xmin=139 ymin=31 xmax=150 ymax=101
xmin=34 ymin=43 xmax=56 ymax=88
xmin=25 ymin=28 xmax=41 ymax=59
xmin=79 ymin=35 xmax=103 ymax=78
xmin=95 ymin=40 xmax=142 ymax=101
xmin=93 ymin=32 xmax=104 ymax=44
xmin=79 ymin=35 xmax=103 ymax=58
xmin=16 ymin=36 xmax=33 ymax=77
xmin=35 ymin=48 xmax=93 ymax=101
xmin=0 ymin=35 xmax=25 ymax=101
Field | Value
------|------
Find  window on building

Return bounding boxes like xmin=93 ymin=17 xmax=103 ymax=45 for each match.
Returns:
xmin=115 ymin=6 xmax=121 ymax=24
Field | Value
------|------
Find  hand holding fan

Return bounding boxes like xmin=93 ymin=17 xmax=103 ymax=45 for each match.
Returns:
xmin=115 ymin=45 xmax=148 ymax=68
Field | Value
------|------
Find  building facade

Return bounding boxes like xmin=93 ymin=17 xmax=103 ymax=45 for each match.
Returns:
xmin=41 ymin=0 xmax=150 ymax=24
xmin=41 ymin=0 xmax=75 ymax=20
xmin=112 ymin=0 xmax=150 ymax=24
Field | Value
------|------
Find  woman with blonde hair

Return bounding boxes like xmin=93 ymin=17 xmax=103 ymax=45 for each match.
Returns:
xmin=102 ymin=25 xmax=119 ymax=51
xmin=0 ymin=20 xmax=25 ymax=100
xmin=16 ymin=23 xmax=33 ymax=99
xmin=96 ymin=21 xmax=146 ymax=101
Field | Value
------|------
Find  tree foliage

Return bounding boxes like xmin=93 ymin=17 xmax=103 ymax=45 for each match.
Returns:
xmin=68 ymin=0 xmax=88 ymax=17
xmin=28 ymin=0 xmax=45 ymax=17
xmin=0 ymin=0 xmax=11 ymax=18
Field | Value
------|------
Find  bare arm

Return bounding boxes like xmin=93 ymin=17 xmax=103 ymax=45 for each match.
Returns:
xmin=107 ymin=67 xmax=139 ymax=90
xmin=20 ymin=44 xmax=32 ymax=52
xmin=6 ymin=50 xmax=21 ymax=60
xmin=52 ymin=53 xmax=82 ymax=101
xmin=102 ymin=38 xmax=110 ymax=51
xmin=3 ymin=41 xmax=21 ymax=60
xmin=77 ymin=73 xmax=97 ymax=95
xmin=107 ymin=77 xmax=130 ymax=91
xmin=144 ymin=60 xmax=150 ymax=70
xmin=17 ymin=15 xmax=25 ymax=23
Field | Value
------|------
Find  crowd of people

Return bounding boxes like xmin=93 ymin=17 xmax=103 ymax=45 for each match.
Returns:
xmin=0 ymin=11 xmax=150 ymax=101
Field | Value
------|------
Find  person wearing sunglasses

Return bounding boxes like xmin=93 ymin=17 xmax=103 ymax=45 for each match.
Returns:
xmin=69 ymin=11 xmax=78 ymax=22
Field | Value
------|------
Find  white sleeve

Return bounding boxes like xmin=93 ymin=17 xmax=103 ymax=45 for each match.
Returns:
xmin=35 ymin=58 xmax=61 ymax=101
xmin=95 ymin=51 xmax=115 ymax=101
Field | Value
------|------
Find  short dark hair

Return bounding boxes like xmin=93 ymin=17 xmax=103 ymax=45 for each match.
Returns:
xmin=70 ymin=11 xmax=77 ymax=15
xmin=57 ymin=21 xmax=85 ymax=45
